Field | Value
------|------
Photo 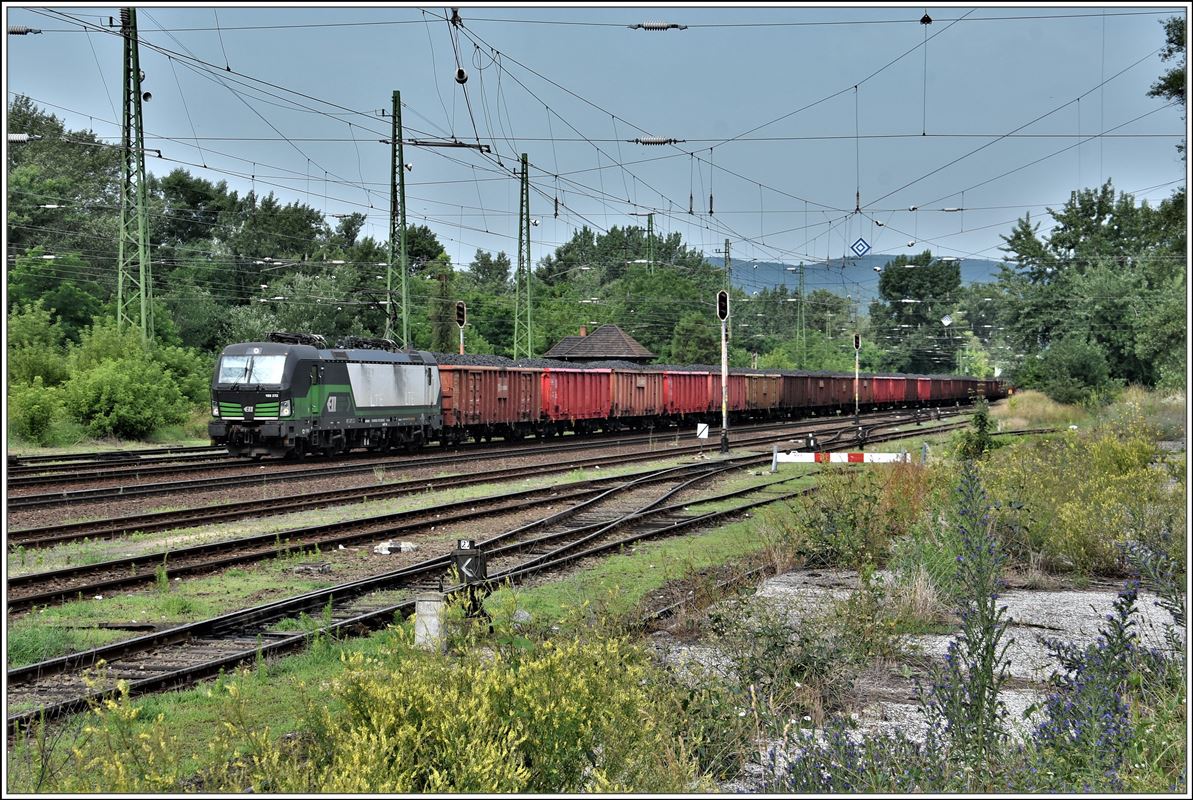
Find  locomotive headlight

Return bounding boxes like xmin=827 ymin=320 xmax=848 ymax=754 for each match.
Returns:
xmin=211 ymin=400 xmax=220 ymax=417
xmin=280 ymin=399 xmax=291 ymax=417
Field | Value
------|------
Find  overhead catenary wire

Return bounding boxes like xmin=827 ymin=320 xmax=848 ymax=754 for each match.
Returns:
xmin=14 ymin=6 xmax=1182 ymax=287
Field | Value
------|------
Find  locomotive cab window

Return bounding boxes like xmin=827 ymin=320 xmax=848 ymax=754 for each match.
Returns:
xmin=310 ymin=365 xmax=319 ymax=385
xmin=218 ymin=354 xmax=286 ymax=385
xmin=426 ymin=367 xmax=432 ymax=386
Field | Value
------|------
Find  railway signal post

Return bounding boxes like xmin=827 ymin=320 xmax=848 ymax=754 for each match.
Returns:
xmin=455 ymin=300 xmax=467 ymax=354
xmin=717 ymin=290 xmax=730 ymax=454
xmin=853 ymin=332 xmax=861 ymax=421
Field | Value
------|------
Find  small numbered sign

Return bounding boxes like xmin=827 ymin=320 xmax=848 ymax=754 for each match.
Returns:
xmin=696 ymin=423 xmax=710 ymax=439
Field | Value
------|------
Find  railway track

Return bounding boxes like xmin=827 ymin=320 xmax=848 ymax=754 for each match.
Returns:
xmin=4 ymin=418 xmax=825 ymax=488
xmin=7 ymin=411 xmax=962 ymax=513
xmin=6 ymin=461 xmax=771 ymax=612
xmin=6 ymin=444 xmax=223 ymax=469
xmin=7 ymin=421 xmax=1039 ymax=730
xmin=8 ymin=414 xmax=963 ymax=547
xmin=7 ymin=458 xmax=801 ymax=729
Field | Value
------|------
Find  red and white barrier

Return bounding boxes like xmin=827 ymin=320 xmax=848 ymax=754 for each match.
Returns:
xmin=770 ymin=446 xmax=910 ymax=472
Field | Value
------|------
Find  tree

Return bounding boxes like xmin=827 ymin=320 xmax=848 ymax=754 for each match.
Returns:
xmin=7 ymin=97 xmax=122 ymax=264
xmin=996 ymin=181 xmax=1183 ymax=387
xmin=468 ymin=249 xmax=512 ymax=292
xmin=427 ymin=257 xmax=457 ymax=352
xmin=1015 ymin=336 xmax=1114 ymax=406
xmin=405 ymin=224 xmax=448 ymax=275
xmin=1149 ymin=16 xmax=1186 ymax=156
xmin=7 ymin=248 xmax=105 ymax=341
xmin=868 ymin=251 xmax=962 ymax=373
xmin=7 ymin=301 xmax=70 ymax=386
xmin=670 ymin=312 xmax=720 ymax=365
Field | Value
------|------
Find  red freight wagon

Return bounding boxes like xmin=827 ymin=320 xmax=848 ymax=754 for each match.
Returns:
xmin=806 ymin=374 xmax=836 ymax=409
xmin=902 ymin=376 xmax=920 ymax=405
xmin=611 ymin=369 xmax=664 ymax=419
xmin=709 ymin=372 xmax=748 ymax=413
xmin=916 ymin=378 xmax=933 ymax=403
xmin=541 ymin=368 xmax=611 ymax=422
xmin=663 ymin=370 xmax=711 ymax=418
xmin=829 ymin=374 xmax=855 ymax=409
xmin=745 ymin=374 xmax=781 ymax=414
xmin=439 ymin=365 xmax=540 ymax=428
xmin=871 ymin=375 xmax=904 ymax=406
xmin=856 ymin=376 xmax=872 ymax=407
xmin=779 ymin=374 xmax=814 ymax=412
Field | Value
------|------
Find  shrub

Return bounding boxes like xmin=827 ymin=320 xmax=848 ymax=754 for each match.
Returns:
xmin=777 ymin=463 xmax=942 ymax=570
xmin=70 ymin=319 xmax=148 ymax=373
xmin=64 ymin=358 xmax=189 ymax=439
xmin=954 ymin=398 xmax=997 ymax=460
xmin=980 ymin=424 xmax=1182 ymax=576
xmin=1016 ymin=336 xmax=1117 ymax=406
xmin=151 ymin=344 xmax=213 ymax=406
xmin=236 ymin=631 xmax=692 ymax=793
xmin=7 ymin=302 xmax=70 ymax=386
xmin=8 ymin=378 xmax=67 ymax=445
xmin=914 ymin=463 xmax=1013 ymax=789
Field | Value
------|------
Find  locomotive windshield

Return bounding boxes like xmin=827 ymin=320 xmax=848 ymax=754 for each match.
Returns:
xmin=217 ymin=354 xmax=287 ymax=386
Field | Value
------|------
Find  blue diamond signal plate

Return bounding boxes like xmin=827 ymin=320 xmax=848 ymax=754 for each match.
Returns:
xmin=851 ymin=237 xmax=871 ymax=258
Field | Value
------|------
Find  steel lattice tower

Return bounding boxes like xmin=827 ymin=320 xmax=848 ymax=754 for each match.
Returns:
xmin=116 ymin=7 xmax=152 ymax=340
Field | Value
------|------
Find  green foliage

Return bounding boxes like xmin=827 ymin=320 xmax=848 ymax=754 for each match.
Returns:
xmin=64 ymin=358 xmax=190 ymax=439
xmin=427 ymin=257 xmax=457 ymax=352
xmin=8 ymin=378 xmax=68 ymax=445
xmin=7 ymin=301 xmax=70 ymax=386
xmin=954 ymin=398 xmax=997 ymax=460
xmin=921 ymin=464 xmax=1012 ymax=773
xmin=670 ymin=311 xmax=720 ymax=364
xmin=152 ymin=344 xmax=213 ymax=405
xmin=868 ymin=250 xmax=964 ymax=374
xmin=784 ymin=464 xmax=937 ymax=569
xmin=980 ymin=410 xmax=1185 ymax=575
xmin=213 ymin=631 xmax=693 ymax=792
xmin=708 ymin=596 xmax=856 ymax=724
xmin=997 ymin=180 xmax=1186 ymax=390
xmin=1015 ymin=335 xmax=1115 ymax=406
xmin=7 ymin=248 xmax=105 ymax=341
xmin=467 ymin=248 xmax=512 ymax=291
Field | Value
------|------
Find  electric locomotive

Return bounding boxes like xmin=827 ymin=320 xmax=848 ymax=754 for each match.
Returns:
xmin=208 ymin=332 xmax=441 ymax=458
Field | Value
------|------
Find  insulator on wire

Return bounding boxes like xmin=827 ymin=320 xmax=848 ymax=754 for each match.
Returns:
xmin=688 ymin=192 xmax=694 ymax=215
xmin=631 ymin=137 xmax=682 ymax=145
xmin=629 ymin=22 xmax=687 ymax=31
xmin=709 ymin=193 xmax=714 ymax=215
xmin=554 ymin=196 xmax=559 ymax=218
xmin=8 ymin=26 xmax=42 ymax=35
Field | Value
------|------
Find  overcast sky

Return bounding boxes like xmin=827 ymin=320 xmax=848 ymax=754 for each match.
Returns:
xmin=4 ymin=3 xmax=1187 ymax=301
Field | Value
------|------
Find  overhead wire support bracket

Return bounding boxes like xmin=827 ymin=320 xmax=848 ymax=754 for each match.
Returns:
xmin=406 ymin=138 xmax=492 ymax=153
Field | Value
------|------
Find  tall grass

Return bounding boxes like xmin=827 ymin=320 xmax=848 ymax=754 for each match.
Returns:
xmin=991 ymin=389 xmax=1087 ymax=429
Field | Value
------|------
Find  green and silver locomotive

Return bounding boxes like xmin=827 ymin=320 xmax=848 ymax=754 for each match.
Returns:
xmin=208 ymin=333 xmax=441 ymax=458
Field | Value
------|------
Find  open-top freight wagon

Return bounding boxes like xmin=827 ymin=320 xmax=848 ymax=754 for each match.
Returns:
xmin=209 ymin=334 xmax=1006 ymax=458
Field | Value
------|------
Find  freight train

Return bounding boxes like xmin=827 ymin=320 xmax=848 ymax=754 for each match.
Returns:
xmin=208 ymin=332 xmax=1006 ymax=458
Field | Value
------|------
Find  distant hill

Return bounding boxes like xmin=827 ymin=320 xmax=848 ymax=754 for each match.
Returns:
xmin=710 ymin=254 xmax=1004 ymax=303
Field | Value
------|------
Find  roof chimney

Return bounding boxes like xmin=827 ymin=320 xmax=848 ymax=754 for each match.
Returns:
xmin=579 ymin=325 xmax=587 ymax=337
